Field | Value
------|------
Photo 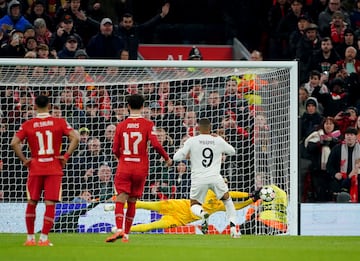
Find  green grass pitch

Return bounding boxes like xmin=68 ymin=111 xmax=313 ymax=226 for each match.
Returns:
xmin=1 ymin=233 xmax=360 ymax=261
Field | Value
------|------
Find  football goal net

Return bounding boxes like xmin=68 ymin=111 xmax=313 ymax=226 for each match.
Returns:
xmin=0 ymin=59 xmax=298 ymax=235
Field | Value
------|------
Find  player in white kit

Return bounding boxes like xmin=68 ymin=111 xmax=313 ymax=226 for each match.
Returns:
xmin=173 ymin=118 xmax=240 ymax=238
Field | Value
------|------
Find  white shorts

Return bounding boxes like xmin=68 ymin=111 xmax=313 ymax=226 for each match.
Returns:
xmin=190 ymin=175 xmax=228 ymax=204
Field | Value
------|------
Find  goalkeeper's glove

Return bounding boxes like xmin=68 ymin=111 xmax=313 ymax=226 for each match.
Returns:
xmin=249 ymin=187 xmax=262 ymax=201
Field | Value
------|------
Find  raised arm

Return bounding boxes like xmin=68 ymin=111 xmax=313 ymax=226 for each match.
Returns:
xmin=160 ymin=2 xmax=170 ymax=18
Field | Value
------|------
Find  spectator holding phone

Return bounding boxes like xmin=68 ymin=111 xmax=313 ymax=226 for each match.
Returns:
xmin=49 ymin=14 xmax=83 ymax=52
xmin=0 ymin=29 xmax=26 ymax=57
xmin=334 ymin=106 xmax=358 ymax=137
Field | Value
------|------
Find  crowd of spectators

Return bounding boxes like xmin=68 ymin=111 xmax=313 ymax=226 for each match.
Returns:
xmin=1 ymin=0 xmax=360 ymax=204
xmin=276 ymin=0 xmax=360 ymax=203
xmin=0 ymin=0 xmax=170 ymax=60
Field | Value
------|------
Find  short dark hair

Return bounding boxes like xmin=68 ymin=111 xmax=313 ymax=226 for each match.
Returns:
xmin=321 ymin=37 xmax=331 ymax=43
xmin=309 ymin=70 xmax=321 ymax=78
xmin=35 ymin=95 xmax=49 ymax=108
xmin=290 ymin=0 xmax=303 ymax=4
xmin=122 ymin=13 xmax=133 ymax=19
xmin=126 ymin=94 xmax=145 ymax=110
xmin=199 ymin=118 xmax=211 ymax=129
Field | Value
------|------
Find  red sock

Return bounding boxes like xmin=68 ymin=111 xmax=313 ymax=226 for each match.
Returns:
xmin=124 ymin=201 xmax=136 ymax=234
xmin=25 ymin=203 xmax=36 ymax=234
xmin=115 ymin=202 xmax=125 ymax=230
xmin=41 ymin=204 xmax=55 ymax=235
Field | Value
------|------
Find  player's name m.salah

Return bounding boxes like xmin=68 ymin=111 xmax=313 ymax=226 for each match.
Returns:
xmin=33 ymin=120 xmax=54 ymax=128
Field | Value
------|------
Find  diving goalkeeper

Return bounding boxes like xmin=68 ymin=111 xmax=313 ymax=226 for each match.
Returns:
xmin=105 ymin=189 xmax=260 ymax=232
xmin=240 ymin=184 xmax=288 ymax=235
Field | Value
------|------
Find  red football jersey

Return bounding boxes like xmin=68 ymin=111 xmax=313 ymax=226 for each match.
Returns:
xmin=15 ymin=113 xmax=73 ymax=176
xmin=112 ymin=116 xmax=169 ymax=175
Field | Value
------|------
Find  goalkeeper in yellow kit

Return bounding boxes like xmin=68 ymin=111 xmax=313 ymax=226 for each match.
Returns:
xmin=241 ymin=184 xmax=288 ymax=235
xmin=106 ymin=189 xmax=258 ymax=232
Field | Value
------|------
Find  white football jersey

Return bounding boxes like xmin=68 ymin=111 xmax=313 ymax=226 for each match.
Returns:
xmin=173 ymin=134 xmax=235 ymax=182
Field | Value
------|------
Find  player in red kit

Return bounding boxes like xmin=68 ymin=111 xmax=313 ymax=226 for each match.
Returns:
xmin=10 ymin=95 xmax=80 ymax=246
xmin=106 ymin=94 xmax=173 ymax=243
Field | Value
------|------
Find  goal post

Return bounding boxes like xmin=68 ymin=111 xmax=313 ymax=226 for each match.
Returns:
xmin=0 ymin=58 xmax=298 ymax=235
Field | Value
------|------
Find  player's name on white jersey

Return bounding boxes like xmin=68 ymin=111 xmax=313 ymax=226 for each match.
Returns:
xmin=33 ymin=120 xmax=54 ymax=128
xmin=199 ymin=140 xmax=215 ymax=145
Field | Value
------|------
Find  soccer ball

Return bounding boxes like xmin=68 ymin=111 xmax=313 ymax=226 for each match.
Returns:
xmin=104 ymin=204 xmax=115 ymax=212
xmin=259 ymin=186 xmax=275 ymax=202
xmin=111 ymin=226 xmax=118 ymax=234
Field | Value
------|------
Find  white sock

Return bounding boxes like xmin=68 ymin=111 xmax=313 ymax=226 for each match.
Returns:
xmin=223 ymin=197 xmax=237 ymax=225
xmin=39 ymin=233 xmax=48 ymax=241
xmin=230 ymin=226 xmax=237 ymax=233
xmin=190 ymin=204 xmax=206 ymax=218
xmin=230 ymin=226 xmax=240 ymax=236
xmin=27 ymin=234 xmax=35 ymax=241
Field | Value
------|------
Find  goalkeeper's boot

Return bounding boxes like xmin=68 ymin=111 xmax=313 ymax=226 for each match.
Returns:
xmin=105 ymin=229 xmax=124 ymax=243
xmin=37 ymin=240 xmax=53 ymax=246
xmin=230 ymin=226 xmax=241 ymax=238
xmin=24 ymin=239 xmax=36 ymax=246
xmin=201 ymin=212 xmax=209 ymax=234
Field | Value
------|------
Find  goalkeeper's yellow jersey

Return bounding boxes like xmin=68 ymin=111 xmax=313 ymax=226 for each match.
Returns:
xmin=258 ymin=184 xmax=288 ymax=225
xmin=155 ymin=190 xmax=252 ymax=225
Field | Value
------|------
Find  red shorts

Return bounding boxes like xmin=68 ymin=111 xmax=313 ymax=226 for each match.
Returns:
xmin=26 ymin=175 xmax=62 ymax=201
xmin=114 ymin=172 xmax=146 ymax=198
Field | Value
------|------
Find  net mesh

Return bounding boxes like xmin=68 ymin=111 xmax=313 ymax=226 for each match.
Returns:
xmin=0 ymin=61 xmax=293 ymax=234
